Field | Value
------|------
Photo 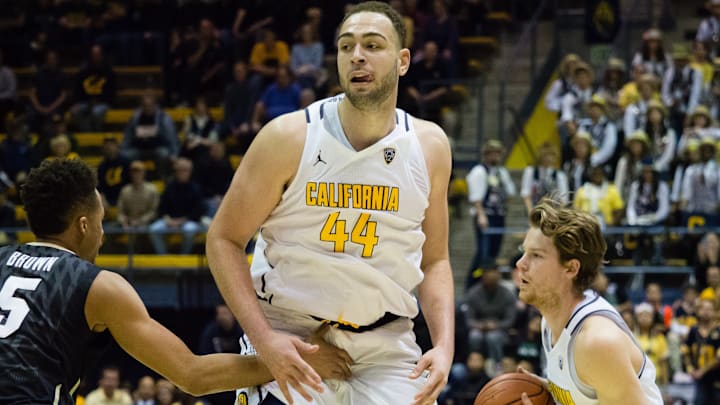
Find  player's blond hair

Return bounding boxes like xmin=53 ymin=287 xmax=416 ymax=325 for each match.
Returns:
xmin=529 ymin=198 xmax=607 ymax=295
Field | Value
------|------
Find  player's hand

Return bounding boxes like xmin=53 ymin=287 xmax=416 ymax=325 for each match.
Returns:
xmin=303 ymin=323 xmax=354 ymax=381
xmin=254 ymin=330 xmax=324 ymax=404
xmin=409 ymin=346 xmax=452 ymax=405
xmin=520 ymin=392 xmax=533 ymax=405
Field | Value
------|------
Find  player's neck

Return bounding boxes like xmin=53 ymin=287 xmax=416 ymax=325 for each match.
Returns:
xmin=31 ymin=237 xmax=78 ymax=256
xmin=543 ymin=293 xmax=585 ymax=343
xmin=338 ymin=98 xmax=397 ymax=151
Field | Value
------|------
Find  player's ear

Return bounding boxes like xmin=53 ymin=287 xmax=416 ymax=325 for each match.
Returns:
xmin=398 ymin=48 xmax=411 ymax=76
xmin=565 ymin=258 xmax=580 ymax=277
xmin=78 ymin=215 xmax=89 ymax=234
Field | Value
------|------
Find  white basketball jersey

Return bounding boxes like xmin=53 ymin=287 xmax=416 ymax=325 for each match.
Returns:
xmin=250 ymin=95 xmax=430 ymax=327
xmin=541 ymin=291 xmax=663 ymax=405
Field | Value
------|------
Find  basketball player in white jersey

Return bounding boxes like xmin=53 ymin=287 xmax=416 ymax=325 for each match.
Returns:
xmin=517 ymin=199 xmax=662 ymax=405
xmin=206 ymin=2 xmax=454 ymax=405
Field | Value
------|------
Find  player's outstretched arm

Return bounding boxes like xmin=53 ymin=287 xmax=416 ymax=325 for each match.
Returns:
xmin=411 ymin=119 xmax=455 ymax=405
xmin=574 ymin=316 xmax=652 ymax=405
xmin=85 ymin=270 xmax=271 ymax=395
xmin=205 ymin=111 xmax=325 ymax=403
xmin=85 ymin=271 xmax=352 ymax=396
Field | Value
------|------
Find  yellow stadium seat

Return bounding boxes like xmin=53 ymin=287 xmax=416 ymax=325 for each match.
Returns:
xmin=18 ymin=231 xmax=35 ymax=244
xmin=229 ymin=154 xmax=242 ymax=170
xmin=75 ymin=133 xmax=123 ymax=148
xmin=14 ymin=205 xmax=26 ymax=222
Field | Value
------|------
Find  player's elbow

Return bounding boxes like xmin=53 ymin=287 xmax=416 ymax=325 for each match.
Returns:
xmin=176 ymin=371 xmax=213 ymax=397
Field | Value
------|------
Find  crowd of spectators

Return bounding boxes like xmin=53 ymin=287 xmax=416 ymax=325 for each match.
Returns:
xmin=457 ymin=4 xmax=720 ymax=402
xmin=0 ymin=0 xmax=485 ymax=254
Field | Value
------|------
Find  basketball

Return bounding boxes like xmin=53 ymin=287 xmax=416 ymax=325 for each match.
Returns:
xmin=474 ymin=372 xmax=554 ymax=405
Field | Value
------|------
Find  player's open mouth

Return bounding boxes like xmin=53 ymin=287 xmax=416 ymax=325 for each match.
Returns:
xmin=350 ymin=73 xmax=373 ymax=83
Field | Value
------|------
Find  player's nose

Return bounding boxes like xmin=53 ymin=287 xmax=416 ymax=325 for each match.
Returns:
xmin=351 ymin=45 xmax=366 ymax=64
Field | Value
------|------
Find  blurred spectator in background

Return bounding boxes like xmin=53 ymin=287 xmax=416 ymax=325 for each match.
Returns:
xmin=27 ymin=50 xmax=67 ymax=133
xmin=419 ymin=0 xmax=459 ymax=77
xmin=402 ymin=40 xmax=451 ymax=126
xmin=643 ymin=100 xmax=675 ymax=175
xmin=230 ymin=5 xmax=274 ymax=60
xmin=45 ymin=133 xmax=79 ymax=161
xmin=623 ymin=73 xmax=660 ymax=137
xmin=465 ymin=139 xmax=516 ymax=284
xmin=194 ymin=141 xmax=233 ymax=220
xmin=149 ymin=158 xmax=204 ymax=255
xmin=184 ymin=19 xmax=227 ymax=105
xmin=520 ymin=142 xmax=568 ymax=215
xmin=154 ymin=379 xmax=176 ymax=405
xmin=97 ymin=137 xmax=130 ymax=212
xmin=545 ymin=54 xmax=581 ymax=114
xmin=560 ymin=63 xmax=595 ymax=162
xmin=619 ymin=63 xmax=647 ymax=109
xmin=596 ymin=57 xmax=627 ymax=124
xmin=121 ymin=94 xmax=179 ymax=178
xmin=443 ymin=352 xmax=490 ymax=405
xmin=682 ymin=299 xmax=720 ymax=405
xmin=291 ymin=23 xmax=326 ymax=91
xmin=576 ymin=94 xmax=618 ymax=172
xmin=71 ymin=44 xmax=116 ymax=131
xmin=564 ymin=130 xmax=592 ymax=192
xmin=645 ymin=282 xmax=672 ymax=329
xmin=198 ymin=304 xmax=243 ymax=355
xmin=249 ymin=28 xmax=290 ymax=89
xmin=631 ymin=28 xmax=672 ymax=79
xmin=574 ymin=165 xmax=624 ymax=228
xmin=34 ymin=113 xmax=76 ymax=160
xmin=615 ymin=130 xmax=651 ymax=201
xmin=662 ymin=43 xmax=703 ymax=135
xmin=679 ymin=137 xmax=720 ymax=226
xmin=591 ymin=271 xmax=631 ymax=312
xmin=117 ymin=161 xmax=159 ymax=230
xmin=198 ymin=304 xmax=243 ymax=405
xmin=671 ymin=139 xmax=700 ymax=219
xmin=133 ymin=375 xmax=156 ymax=405
xmin=514 ymin=313 xmax=544 ymax=376
xmin=0 ymin=50 xmax=17 ymax=131
xmin=85 ymin=365 xmax=132 ymax=405
xmin=0 ymin=119 xmax=34 ymax=188
xmin=696 ymin=0 xmax=720 ymax=58
xmin=222 ymin=60 xmax=259 ymax=155
xmin=626 ymin=161 xmax=670 ymax=264
xmin=463 ymin=266 xmax=517 ymax=367
xmin=691 ymin=41 xmax=713 ymax=99
xmin=633 ymin=302 xmax=670 ymax=387
xmin=677 ymin=105 xmax=717 ymax=156
xmin=250 ymin=65 xmax=301 ymax=132
xmin=180 ymin=96 xmax=218 ymax=164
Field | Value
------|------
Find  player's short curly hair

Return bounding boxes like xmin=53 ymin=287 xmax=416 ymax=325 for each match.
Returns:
xmin=529 ymin=198 xmax=607 ymax=295
xmin=21 ymin=159 xmax=98 ymax=237
xmin=341 ymin=1 xmax=407 ymax=49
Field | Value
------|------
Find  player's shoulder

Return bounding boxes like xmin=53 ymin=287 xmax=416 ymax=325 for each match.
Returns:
xmin=575 ymin=315 xmax=633 ymax=359
xmin=259 ymin=110 xmax=308 ymax=145
xmin=410 ymin=115 xmax=450 ymax=149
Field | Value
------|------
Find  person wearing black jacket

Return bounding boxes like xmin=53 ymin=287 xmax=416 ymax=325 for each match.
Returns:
xmin=148 ymin=158 xmax=205 ymax=254
xmin=71 ymin=45 xmax=116 ymax=131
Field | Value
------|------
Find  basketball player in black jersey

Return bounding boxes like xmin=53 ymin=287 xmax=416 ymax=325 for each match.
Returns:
xmin=0 ymin=159 xmax=351 ymax=405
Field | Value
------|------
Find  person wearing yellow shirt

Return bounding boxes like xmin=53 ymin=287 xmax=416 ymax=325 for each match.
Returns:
xmin=691 ymin=40 xmax=714 ymax=89
xmin=249 ymin=29 xmax=290 ymax=87
xmin=574 ymin=165 xmax=625 ymax=227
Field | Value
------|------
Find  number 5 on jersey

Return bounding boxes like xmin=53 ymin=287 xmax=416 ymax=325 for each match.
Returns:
xmin=0 ymin=276 xmax=42 ymax=338
xmin=320 ymin=212 xmax=379 ymax=257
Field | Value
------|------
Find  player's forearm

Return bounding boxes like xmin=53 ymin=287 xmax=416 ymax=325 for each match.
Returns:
xmin=417 ymin=259 xmax=455 ymax=351
xmin=206 ymin=236 xmax=273 ymax=341
xmin=186 ymin=354 xmax=272 ymax=396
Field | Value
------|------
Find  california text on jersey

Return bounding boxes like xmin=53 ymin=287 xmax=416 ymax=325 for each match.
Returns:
xmin=305 ymin=182 xmax=400 ymax=212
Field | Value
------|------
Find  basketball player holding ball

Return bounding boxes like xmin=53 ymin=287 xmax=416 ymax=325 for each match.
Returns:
xmin=515 ymin=199 xmax=662 ymax=405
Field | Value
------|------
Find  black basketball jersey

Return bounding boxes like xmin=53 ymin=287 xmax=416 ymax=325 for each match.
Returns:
xmin=0 ymin=243 xmax=110 ymax=405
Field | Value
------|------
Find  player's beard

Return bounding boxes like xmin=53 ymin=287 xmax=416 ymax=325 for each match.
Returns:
xmin=343 ymin=64 xmax=398 ymax=111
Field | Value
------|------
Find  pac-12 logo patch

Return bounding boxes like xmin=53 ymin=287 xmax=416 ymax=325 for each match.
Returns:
xmin=237 ymin=392 xmax=248 ymax=405
xmin=383 ymin=147 xmax=396 ymax=164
